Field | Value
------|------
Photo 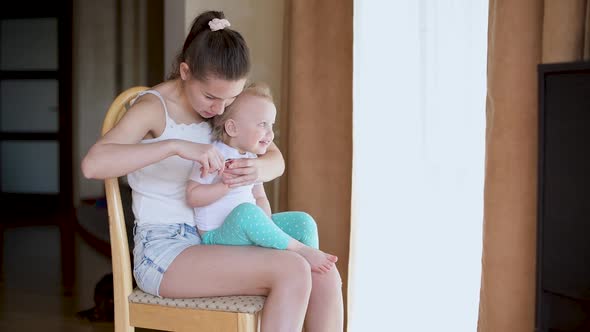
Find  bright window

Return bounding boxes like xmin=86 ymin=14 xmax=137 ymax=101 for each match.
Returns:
xmin=349 ymin=1 xmax=488 ymax=330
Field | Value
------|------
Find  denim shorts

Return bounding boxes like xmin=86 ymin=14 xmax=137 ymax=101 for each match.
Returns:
xmin=133 ymin=223 xmax=201 ymax=297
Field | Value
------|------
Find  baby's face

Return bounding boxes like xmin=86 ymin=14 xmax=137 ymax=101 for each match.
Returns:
xmin=232 ymin=95 xmax=276 ymax=155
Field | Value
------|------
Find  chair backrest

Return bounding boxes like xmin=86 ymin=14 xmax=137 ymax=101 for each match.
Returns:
xmin=101 ymin=86 xmax=148 ymax=332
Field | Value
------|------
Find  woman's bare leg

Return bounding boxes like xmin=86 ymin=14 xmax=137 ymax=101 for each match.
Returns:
xmin=159 ymin=245 xmax=311 ymax=332
xmin=305 ymin=267 xmax=344 ymax=332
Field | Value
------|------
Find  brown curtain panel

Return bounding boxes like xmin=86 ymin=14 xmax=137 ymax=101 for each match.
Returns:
xmin=279 ymin=0 xmax=353 ymax=320
xmin=478 ymin=1 xmax=590 ymax=331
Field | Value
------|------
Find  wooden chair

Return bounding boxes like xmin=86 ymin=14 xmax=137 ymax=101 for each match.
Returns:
xmin=102 ymin=86 xmax=264 ymax=332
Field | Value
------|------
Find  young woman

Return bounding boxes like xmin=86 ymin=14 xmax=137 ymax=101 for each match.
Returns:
xmin=81 ymin=11 xmax=343 ymax=332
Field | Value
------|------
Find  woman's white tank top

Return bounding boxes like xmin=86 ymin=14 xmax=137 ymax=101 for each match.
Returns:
xmin=127 ymin=90 xmax=212 ymax=225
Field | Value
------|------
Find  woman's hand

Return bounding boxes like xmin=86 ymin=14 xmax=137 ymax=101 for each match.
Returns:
xmin=175 ymin=140 xmax=225 ymax=177
xmin=221 ymin=158 xmax=260 ymax=188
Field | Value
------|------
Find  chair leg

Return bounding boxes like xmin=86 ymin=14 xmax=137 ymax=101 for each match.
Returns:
xmin=237 ymin=313 xmax=257 ymax=332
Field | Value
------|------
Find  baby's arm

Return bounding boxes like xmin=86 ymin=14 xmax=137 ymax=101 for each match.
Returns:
xmin=186 ymin=161 xmax=229 ymax=207
xmin=252 ymin=183 xmax=272 ymax=217
xmin=186 ymin=179 xmax=230 ymax=207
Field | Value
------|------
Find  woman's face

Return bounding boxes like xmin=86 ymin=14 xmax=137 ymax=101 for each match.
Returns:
xmin=180 ymin=64 xmax=247 ymax=119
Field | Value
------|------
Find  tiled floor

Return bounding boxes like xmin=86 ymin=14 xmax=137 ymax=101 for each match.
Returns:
xmin=0 ymin=225 xmax=114 ymax=331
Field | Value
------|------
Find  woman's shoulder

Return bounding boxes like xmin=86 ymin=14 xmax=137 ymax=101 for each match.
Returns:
xmin=123 ymin=90 xmax=169 ymax=134
xmin=129 ymin=93 xmax=165 ymax=118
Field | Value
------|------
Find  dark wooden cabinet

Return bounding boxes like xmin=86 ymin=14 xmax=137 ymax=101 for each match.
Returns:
xmin=536 ymin=61 xmax=590 ymax=332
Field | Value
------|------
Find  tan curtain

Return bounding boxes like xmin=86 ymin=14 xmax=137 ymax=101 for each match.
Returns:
xmin=478 ymin=1 xmax=590 ymax=331
xmin=279 ymin=0 xmax=353 ymax=319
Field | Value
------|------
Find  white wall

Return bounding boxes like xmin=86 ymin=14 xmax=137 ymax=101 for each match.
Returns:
xmin=164 ymin=0 xmax=185 ymax=78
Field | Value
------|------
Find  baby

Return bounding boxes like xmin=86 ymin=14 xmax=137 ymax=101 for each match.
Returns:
xmin=186 ymin=82 xmax=337 ymax=273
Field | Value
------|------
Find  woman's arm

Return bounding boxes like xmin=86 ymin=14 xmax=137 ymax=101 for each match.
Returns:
xmin=222 ymin=142 xmax=285 ymax=187
xmin=81 ymin=99 xmax=169 ymax=179
xmin=81 ymin=97 xmax=224 ymax=179
xmin=256 ymin=142 xmax=285 ymax=182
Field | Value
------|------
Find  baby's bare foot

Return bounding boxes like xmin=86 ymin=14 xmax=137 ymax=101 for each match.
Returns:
xmin=295 ymin=246 xmax=338 ymax=273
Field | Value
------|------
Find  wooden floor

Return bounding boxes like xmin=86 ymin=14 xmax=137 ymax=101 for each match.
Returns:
xmin=0 ymin=225 xmax=115 ymax=331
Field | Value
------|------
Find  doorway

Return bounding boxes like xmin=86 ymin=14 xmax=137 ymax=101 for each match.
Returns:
xmin=0 ymin=0 xmax=74 ymax=293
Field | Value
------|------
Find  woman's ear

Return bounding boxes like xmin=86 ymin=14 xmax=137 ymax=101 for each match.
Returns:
xmin=179 ymin=62 xmax=190 ymax=81
xmin=224 ymin=119 xmax=238 ymax=137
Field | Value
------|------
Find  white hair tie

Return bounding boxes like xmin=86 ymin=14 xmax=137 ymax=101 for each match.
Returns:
xmin=209 ymin=18 xmax=231 ymax=31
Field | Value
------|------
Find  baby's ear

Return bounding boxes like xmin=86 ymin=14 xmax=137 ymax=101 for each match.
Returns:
xmin=224 ymin=119 xmax=238 ymax=137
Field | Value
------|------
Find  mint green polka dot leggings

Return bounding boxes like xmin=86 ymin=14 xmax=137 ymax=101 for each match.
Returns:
xmin=201 ymin=203 xmax=319 ymax=250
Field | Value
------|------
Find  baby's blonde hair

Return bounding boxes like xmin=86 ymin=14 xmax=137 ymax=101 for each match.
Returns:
xmin=211 ymin=82 xmax=274 ymax=142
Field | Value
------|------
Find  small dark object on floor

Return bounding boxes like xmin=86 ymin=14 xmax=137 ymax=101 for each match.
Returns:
xmin=76 ymin=273 xmax=114 ymax=322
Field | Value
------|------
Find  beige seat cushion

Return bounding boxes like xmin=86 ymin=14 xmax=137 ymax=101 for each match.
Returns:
xmin=128 ymin=289 xmax=265 ymax=314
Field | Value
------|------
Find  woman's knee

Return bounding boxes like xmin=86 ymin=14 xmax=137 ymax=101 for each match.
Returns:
xmin=270 ymin=251 xmax=312 ymax=291
xmin=312 ymin=266 xmax=343 ymax=292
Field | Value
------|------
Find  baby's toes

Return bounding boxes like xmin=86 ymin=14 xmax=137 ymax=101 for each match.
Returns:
xmin=311 ymin=265 xmax=323 ymax=273
xmin=327 ymin=254 xmax=338 ymax=263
